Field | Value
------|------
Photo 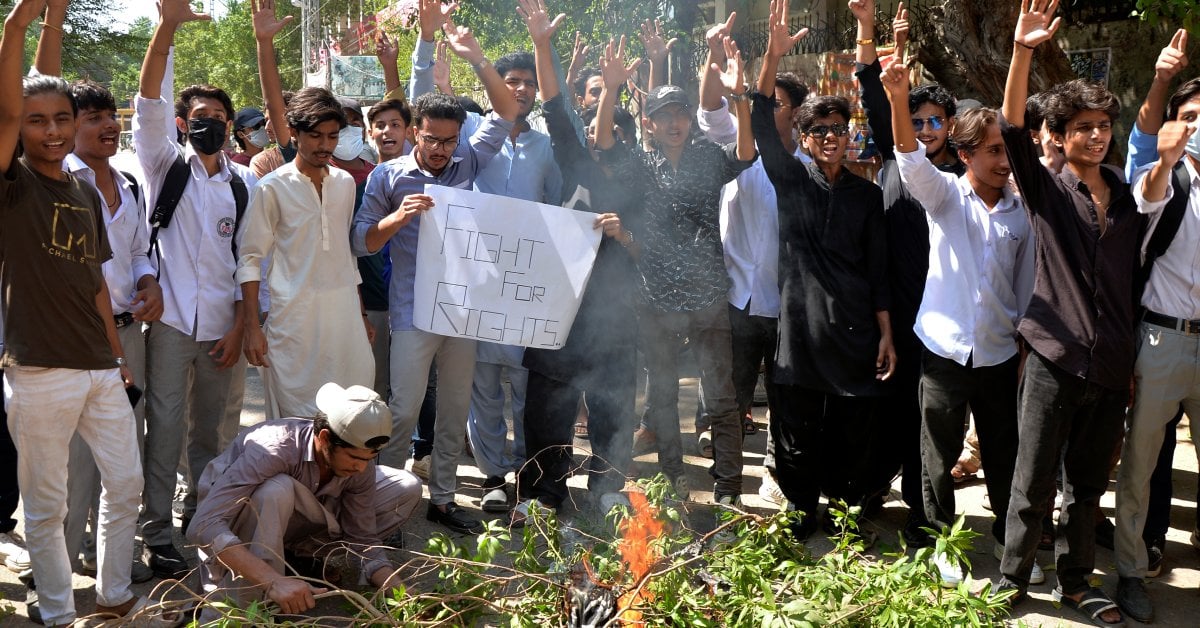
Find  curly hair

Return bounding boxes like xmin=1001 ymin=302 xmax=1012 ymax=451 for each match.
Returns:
xmin=1041 ymin=79 xmax=1118 ymax=134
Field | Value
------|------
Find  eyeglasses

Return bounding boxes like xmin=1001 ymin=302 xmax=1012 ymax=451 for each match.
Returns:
xmin=772 ymin=100 xmax=793 ymax=110
xmin=418 ymin=134 xmax=459 ymax=151
xmin=806 ymin=123 xmax=850 ymax=137
xmin=911 ymin=116 xmax=945 ymax=131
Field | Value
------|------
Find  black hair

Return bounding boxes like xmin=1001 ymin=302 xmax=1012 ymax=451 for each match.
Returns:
xmin=581 ymin=104 xmax=638 ymax=143
xmin=368 ymin=98 xmax=412 ymax=126
xmin=1167 ymin=77 xmax=1200 ymax=121
xmin=494 ymin=51 xmax=537 ymax=84
xmin=573 ymin=67 xmax=601 ymax=99
xmin=796 ymin=95 xmax=851 ymax=132
xmin=909 ymin=83 xmax=956 ymax=118
xmin=412 ymin=92 xmax=467 ymax=128
xmin=313 ymin=415 xmax=390 ymax=452
xmin=1041 ymin=79 xmax=1119 ymax=134
xmin=775 ymin=72 xmax=808 ymax=110
xmin=175 ymin=85 xmax=235 ymax=122
xmin=69 ymin=80 xmax=116 ymax=114
xmin=455 ymin=95 xmax=484 ymax=116
xmin=23 ymin=74 xmax=77 ymax=116
xmin=286 ymin=87 xmax=348 ymax=133
xmin=1025 ymin=90 xmax=1050 ymax=132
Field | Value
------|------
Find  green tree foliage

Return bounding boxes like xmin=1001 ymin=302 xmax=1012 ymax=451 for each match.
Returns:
xmin=1135 ymin=0 xmax=1200 ymax=32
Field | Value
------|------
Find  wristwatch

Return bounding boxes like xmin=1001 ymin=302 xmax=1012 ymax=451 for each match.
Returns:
xmin=115 ymin=357 xmax=127 ymax=367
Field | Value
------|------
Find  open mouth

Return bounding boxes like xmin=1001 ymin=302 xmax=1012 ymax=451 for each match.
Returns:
xmin=99 ymin=134 xmax=118 ymax=146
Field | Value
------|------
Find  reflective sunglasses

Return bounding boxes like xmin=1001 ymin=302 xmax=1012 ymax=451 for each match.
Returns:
xmin=806 ymin=123 xmax=850 ymax=137
xmin=911 ymin=115 xmax=945 ymax=131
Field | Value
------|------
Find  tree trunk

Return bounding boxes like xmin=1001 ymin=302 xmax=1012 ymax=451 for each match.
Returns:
xmin=912 ymin=0 xmax=1077 ymax=105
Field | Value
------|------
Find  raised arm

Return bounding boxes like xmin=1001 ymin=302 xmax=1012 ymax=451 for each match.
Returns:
xmin=594 ymin=36 xmax=642 ymax=150
xmin=408 ymin=0 xmax=457 ymax=100
xmin=1001 ymin=0 xmax=1061 ymax=129
xmin=376 ymin=31 xmax=402 ymax=96
xmin=1140 ymin=120 xmax=1193 ymax=203
xmin=699 ymin=12 xmax=736 ymax=112
xmin=756 ymin=0 xmax=808 ymax=98
xmin=848 ymin=0 xmax=876 ymax=66
xmin=518 ymin=0 xmax=565 ymax=102
xmin=140 ymin=0 xmax=210 ymax=100
xmin=639 ymin=19 xmax=676 ymax=91
xmin=564 ymin=32 xmax=588 ymax=101
xmin=252 ymin=0 xmax=293 ymax=149
xmin=713 ymin=37 xmax=754 ymax=163
xmin=882 ymin=60 xmax=955 ymax=213
xmin=443 ymin=19 xmax=518 ymax=121
xmin=32 ymin=0 xmax=67 ymax=76
xmin=1136 ymin=30 xmax=1188 ymax=138
xmin=0 ymin=0 xmax=47 ymax=174
xmin=882 ymin=61 xmax=916 ymax=155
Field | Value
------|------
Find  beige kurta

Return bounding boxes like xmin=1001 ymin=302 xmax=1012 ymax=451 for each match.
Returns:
xmin=236 ymin=162 xmax=373 ymax=418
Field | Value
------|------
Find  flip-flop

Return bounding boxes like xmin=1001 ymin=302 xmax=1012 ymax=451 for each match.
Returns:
xmin=1053 ymin=587 xmax=1126 ymax=628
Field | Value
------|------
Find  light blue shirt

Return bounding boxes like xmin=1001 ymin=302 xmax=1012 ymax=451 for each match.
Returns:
xmin=351 ymin=116 xmax=515 ymax=331
xmin=1126 ymin=122 xmax=1159 ymax=182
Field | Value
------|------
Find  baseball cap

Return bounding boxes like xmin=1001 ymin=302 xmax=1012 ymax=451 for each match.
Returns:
xmin=234 ymin=107 xmax=265 ymax=130
xmin=644 ymin=85 xmax=692 ymax=118
xmin=315 ymin=382 xmax=391 ymax=450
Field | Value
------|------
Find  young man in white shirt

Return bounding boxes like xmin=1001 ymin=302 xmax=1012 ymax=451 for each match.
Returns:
xmin=134 ymin=0 xmax=258 ymax=580
xmin=882 ymin=61 xmax=1035 ymax=587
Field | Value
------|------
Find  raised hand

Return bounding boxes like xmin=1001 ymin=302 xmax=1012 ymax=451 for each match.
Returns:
xmin=433 ymin=39 xmax=453 ymax=93
xmin=376 ymin=31 xmax=399 ymax=67
xmin=1014 ymin=0 xmax=1061 ymax=50
xmin=443 ymin=18 xmax=485 ymax=65
xmin=517 ymin=0 xmax=565 ymax=48
xmin=418 ymin=0 xmax=457 ymax=39
xmin=847 ymin=0 xmax=873 ymax=23
xmin=879 ymin=58 xmax=910 ymax=101
xmin=705 ymin=11 xmax=737 ymax=57
xmin=160 ymin=0 xmax=210 ymax=26
xmin=638 ymin=18 xmax=677 ymax=63
xmin=1158 ymin=120 xmax=1194 ymax=167
xmin=252 ymin=0 xmax=293 ymax=42
xmin=1155 ymin=29 xmax=1189 ymax=83
xmin=766 ymin=0 xmax=809 ymax=59
xmin=892 ymin=2 xmax=908 ymax=51
xmin=712 ymin=36 xmax=747 ymax=96
xmin=599 ymin=36 xmax=643 ymax=91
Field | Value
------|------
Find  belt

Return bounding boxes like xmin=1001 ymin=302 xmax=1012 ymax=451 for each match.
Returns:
xmin=1143 ymin=310 xmax=1200 ymax=334
xmin=113 ymin=312 xmax=135 ymax=329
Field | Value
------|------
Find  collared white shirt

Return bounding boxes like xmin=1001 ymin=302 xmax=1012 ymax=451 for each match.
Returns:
xmin=64 ymin=153 xmax=156 ymax=314
xmin=897 ymin=144 xmax=1035 ymax=367
xmin=697 ymin=98 xmax=811 ymax=318
xmin=1134 ymin=157 xmax=1200 ymax=320
xmin=132 ymin=95 xmax=258 ymax=341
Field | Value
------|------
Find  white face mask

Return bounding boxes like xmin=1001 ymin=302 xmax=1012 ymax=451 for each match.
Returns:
xmin=1186 ymin=124 xmax=1200 ymax=162
xmin=247 ymin=127 xmax=269 ymax=149
xmin=333 ymin=126 xmax=365 ymax=161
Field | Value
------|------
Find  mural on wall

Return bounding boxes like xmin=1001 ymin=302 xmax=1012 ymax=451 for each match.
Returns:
xmin=1067 ymin=47 xmax=1113 ymax=86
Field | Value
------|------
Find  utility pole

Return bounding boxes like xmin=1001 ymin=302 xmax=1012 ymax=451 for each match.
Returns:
xmin=291 ymin=0 xmax=322 ymax=80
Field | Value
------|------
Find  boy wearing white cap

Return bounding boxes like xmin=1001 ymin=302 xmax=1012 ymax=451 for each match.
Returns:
xmin=188 ymin=382 xmax=421 ymax=615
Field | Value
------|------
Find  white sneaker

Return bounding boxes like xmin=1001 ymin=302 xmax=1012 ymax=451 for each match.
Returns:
xmin=933 ymin=551 xmax=964 ymax=588
xmin=758 ymin=473 xmax=785 ymax=506
xmin=713 ymin=494 xmax=743 ymax=545
xmin=410 ymin=456 xmax=431 ymax=480
xmin=994 ymin=542 xmax=1044 ymax=585
xmin=0 ymin=531 xmax=31 ymax=572
xmin=696 ymin=430 xmax=714 ymax=458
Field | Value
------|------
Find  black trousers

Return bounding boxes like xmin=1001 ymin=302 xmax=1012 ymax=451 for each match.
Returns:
xmin=770 ymin=384 xmax=878 ymax=519
xmin=1000 ymin=351 xmax=1126 ymax=593
xmin=519 ymin=369 xmax=635 ymax=509
xmin=919 ymin=351 xmax=1019 ymax=543
xmin=412 ymin=366 xmax=437 ymax=459
xmin=878 ymin=332 xmax=926 ymax=515
xmin=1144 ymin=407 xmax=1186 ymax=543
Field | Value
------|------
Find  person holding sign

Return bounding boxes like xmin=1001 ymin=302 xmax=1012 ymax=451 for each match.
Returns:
xmin=351 ymin=7 xmax=521 ymax=535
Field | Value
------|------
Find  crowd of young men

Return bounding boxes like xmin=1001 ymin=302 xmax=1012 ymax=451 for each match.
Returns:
xmin=1 ymin=0 xmax=1199 ymax=624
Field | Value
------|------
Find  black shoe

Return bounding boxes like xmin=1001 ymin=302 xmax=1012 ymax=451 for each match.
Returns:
xmin=284 ymin=550 xmax=328 ymax=581
xmin=180 ymin=514 xmax=192 ymax=536
xmin=77 ymin=556 xmax=155 ymax=584
xmin=426 ymin=502 xmax=483 ymax=534
xmin=1116 ymin=576 xmax=1154 ymax=623
xmin=1146 ymin=542 xmax=1164 ymax=578
xmin=902 ymin=510 xmax=934 ymax=548
xmin=145 ymin=542 xmax=190 ymax=580
xmin=994 ymin=577 xmax=1026 ymax=609
xmin=1095 ymin=517 xmax=1116 ymax=550
xmin=25 ymin=587 xmax=42 ymax=625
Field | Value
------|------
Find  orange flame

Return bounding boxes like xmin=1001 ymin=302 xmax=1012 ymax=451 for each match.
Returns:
xmin=616 ymin=491 xmax=664 ymax=625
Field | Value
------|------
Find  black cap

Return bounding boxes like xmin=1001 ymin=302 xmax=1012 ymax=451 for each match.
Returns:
xmin=234 ymin=107 xmax=265 ymax=130
xmin=644 ymin=85 xmax=691 ymax=118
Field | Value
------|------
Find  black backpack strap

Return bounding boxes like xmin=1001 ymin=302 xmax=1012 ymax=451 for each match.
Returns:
xmin=1135 ymin=160 xmax=1191 ymax=306
xmin=146 ymin=154 xmax=192 ymax=265
xmin=229 ymin=173 xmax=249 ymax=259
xmin=119 ymin=170 xmax=141 ymax=207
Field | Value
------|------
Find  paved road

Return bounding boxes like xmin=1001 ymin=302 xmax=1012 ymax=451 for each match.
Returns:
xmin=1 ymin=363 xmax=1197 ymax=626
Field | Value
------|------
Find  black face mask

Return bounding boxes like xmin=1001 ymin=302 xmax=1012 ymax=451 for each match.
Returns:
xmin=187 ymin=117 xmax=228 ymax=155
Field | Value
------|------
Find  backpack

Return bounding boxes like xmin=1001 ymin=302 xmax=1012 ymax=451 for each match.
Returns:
xmin=1135 ymin=160 xmax=1190 ymax=303
xmin=146 ymin=154 xmax=249 ymax=266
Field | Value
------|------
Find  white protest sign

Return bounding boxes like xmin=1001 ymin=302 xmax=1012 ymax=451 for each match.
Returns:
xmin=413 ymin=184 xmax=601 ymax=349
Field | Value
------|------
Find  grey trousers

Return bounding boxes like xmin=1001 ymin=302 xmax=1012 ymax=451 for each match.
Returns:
xmin=638 ymin=300 xmax=743 ymax=497
xmin=197 ymin=466 xmax=421 ymax=611
xmin=1115 ymin=321 xmax=1200 ymax=578
xmin=142 ymin=322 xmax=240 ymax=547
